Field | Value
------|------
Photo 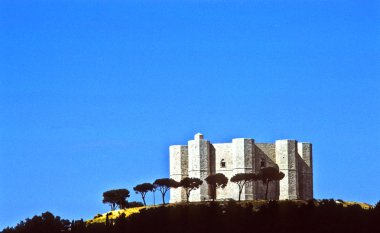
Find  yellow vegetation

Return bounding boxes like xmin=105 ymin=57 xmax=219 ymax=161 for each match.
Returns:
xmin=86 ymin=207 xmax=145 ymax=224
xmin=342 ymin=201 xmax=372 ymax=210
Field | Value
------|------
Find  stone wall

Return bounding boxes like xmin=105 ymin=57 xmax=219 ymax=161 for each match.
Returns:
xmin=276 ymin=140 xmax=299 ymax=200
xmin=213 ymin=143 xmax=234 ymax=200
xmin=188 ymin=133 xmax=210 ymax=202
xmin=231 ymin=139 xmax=254 ymax=200
xmin=169 ymin=145 xmax=188 ymax=203
xmin=255 ymin=143 xmax=276 ymax=162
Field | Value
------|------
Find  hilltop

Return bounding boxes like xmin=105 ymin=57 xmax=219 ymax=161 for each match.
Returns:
xmin=2 ymin=199 xmax=379 ymax=233
xmin=86 ymin=199 xmax=373 ymax=224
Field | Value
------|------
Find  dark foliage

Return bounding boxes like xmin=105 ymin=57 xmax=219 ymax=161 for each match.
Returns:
xmin=180 ymin=177 xmax=203 ymax=203
xmin=133 ymin=183 xmax=155 ymax=206
xmin=230 ymin=173 xmax=258 ymax=201
xmin=258 ymin=167 xmax=285 ymax=200
xmin=102 ymin=189 xmax=130 ymax=210
xmin=1 ymin=212 xmax=70 ymax=233
xmin=205 ymin=173 xmax=228 ymax=201
xmin=125 ymin=201 xmax=144 ymax=208
xmin=2 ymin=200 xmax=379 ymax=233
xmin=153 ymin=178 xmax=180 ymax=205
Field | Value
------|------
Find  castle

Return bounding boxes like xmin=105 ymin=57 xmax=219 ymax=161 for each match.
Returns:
xmin=169 ymin=133 xmax=313 ymax=203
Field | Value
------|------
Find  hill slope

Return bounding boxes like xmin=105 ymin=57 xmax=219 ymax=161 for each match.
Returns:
xmin=3 ymin=199 xmax=378 ymax=233
xmin=86 ymin=199 xmax=373 ymax=224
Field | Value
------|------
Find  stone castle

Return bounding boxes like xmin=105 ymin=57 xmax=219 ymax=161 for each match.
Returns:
xmin=169 ymin=133 xmax=313 ymax=203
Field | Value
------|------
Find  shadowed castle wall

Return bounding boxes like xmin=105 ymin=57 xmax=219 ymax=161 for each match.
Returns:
xmin=255 ymin=143 xmax=278 ymax=199
xmin=297 ymin=142 xmax=313 ymax=200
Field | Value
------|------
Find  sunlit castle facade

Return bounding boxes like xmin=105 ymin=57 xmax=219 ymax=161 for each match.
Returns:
xmin=169 ymin=133 xmax=313 ymax=203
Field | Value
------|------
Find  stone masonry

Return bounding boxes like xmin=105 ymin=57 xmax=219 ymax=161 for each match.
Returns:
xmin=169 ymin=133 xmax=313 ymax=203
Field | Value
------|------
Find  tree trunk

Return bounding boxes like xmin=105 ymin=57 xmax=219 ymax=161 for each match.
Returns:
xmin=162 ymin=192 xmax=165 ymax=205
xmin=265 ymin=181 xmax=269 ymax=200
xmin=238 ymin=188 xmax=242 ymax=202
xmin=153 ymin=191 xmax=155 ymax=206
xmin=142 ymin=197 xmax=146 ymax=206
xmin=212 ymin=185 xmax=216 ymax=201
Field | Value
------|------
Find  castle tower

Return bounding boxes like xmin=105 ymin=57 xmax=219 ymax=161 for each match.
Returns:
xmin=276 ymin=140 xmax=299 ymax=200
xmin=169 ymin=145 xmax=188 ymax=203
xmin=297 ymin=142 xmax=313 ymax=200
xmin=188 ymin=133 xmax=210 ymax=201
xmin=231 ymin=138 xmax=254 ymax=200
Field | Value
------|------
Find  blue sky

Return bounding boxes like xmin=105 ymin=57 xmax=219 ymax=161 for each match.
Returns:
xmin=0 ymin=0 xmax=379 ymax=229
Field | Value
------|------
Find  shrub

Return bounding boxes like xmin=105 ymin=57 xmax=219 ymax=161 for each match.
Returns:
xmin=126 ymin=201 xmax=144 ymax=208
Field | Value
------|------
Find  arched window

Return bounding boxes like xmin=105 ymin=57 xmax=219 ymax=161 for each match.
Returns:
xmin=220 ymin=159 xmax=226 ymax=168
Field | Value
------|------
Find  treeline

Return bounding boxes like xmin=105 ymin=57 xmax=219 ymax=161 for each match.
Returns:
xmin=2 ymin=199 xmax=379 ymax=233
xmin=103 ymin=167 xmax=284 ymax=210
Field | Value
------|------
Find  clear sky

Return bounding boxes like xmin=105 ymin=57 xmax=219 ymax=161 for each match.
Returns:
xmin=0 ymin=0 xmax=379 ymax=229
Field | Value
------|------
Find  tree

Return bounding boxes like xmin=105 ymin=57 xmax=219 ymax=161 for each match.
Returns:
xmin=125 ymin=201 xmax=144 ymax=208
xmin=152 ymin=184 xmax=157 ymax=206
xmin=180 ymin=177 xmax=203 ymax=203
xmin=230 ymin=173 xmax=258 ymax=201
xmin=133 ymin=183 xmax=155 ymax=206
xmin=258 ymin=167 xmax=285 ymax=200
xmin=205 ymin=173 xmax=228 ymax=201
xmin=102 ymin=189 xmax=130 ymax=210
xmin=153 ymin=178 xmax=180 ymax=205
xmin=5 ymin=212 xmax=70 ymax=233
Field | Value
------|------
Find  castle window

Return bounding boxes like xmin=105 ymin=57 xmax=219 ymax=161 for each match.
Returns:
xmin=220 ymin=159 xmax=226 ymax=168
xmin=260 ymin=159 xmax=266 ymax=167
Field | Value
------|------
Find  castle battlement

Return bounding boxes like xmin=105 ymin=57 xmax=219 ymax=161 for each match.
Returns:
xmin=169 ymin=134 xmax=313 ymax=203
